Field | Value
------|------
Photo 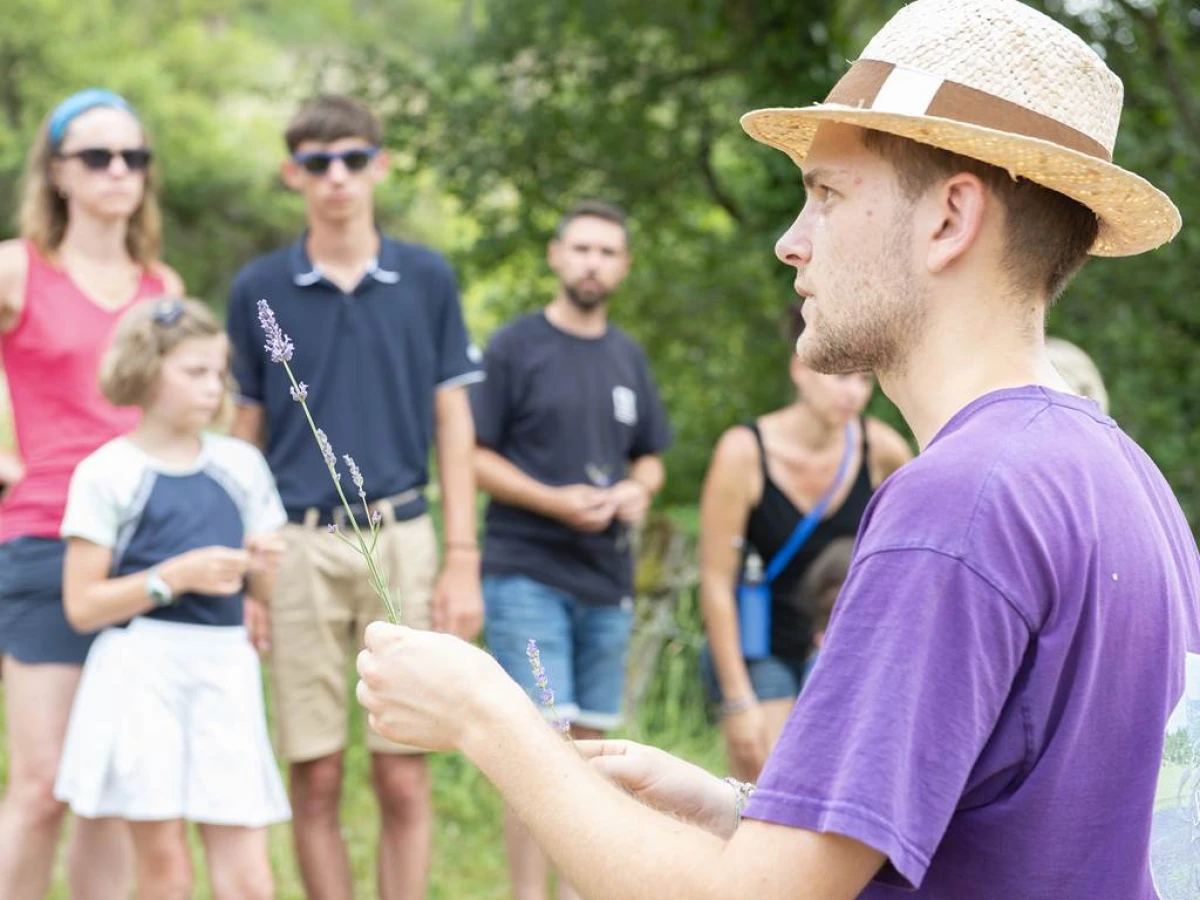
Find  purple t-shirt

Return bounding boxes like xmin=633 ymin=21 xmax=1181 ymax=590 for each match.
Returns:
xmin=746 ymin=386 xmax=1200 ymax=898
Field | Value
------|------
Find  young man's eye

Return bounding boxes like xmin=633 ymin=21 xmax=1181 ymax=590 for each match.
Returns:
xmin=803 ymin=184 xmax=833 ymax=205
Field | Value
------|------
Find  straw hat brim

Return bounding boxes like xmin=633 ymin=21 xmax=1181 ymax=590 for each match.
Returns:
xmin=740 ymin=104 xmax=1182 ymax=257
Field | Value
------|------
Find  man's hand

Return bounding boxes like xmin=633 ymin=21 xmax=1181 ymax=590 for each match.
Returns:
xmin=609 ymin=479 xmax=652 ymax=526
xmin=552 ymin=484 xmax=617 ymax=533
xmin=356 ymin=622 xmax=523 ymax=752
xmin=433 ymin=549 xmax=483 ymax=640
xmin=244 ymin=597 xmax=271 ymax=654
xmin=245 ymin=531 xmax=287 ymax=577
xmin=576 ymin=739 xmax=740 ymax=838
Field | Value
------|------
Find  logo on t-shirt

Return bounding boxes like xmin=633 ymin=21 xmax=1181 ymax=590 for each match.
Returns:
xmin=1151 ymin=651 xmax=1200 ymax=899
xmin=612 ymin=386 xmax=637 ymax=427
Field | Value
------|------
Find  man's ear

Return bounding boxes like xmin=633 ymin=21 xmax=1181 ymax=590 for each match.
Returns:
xmin=922 ymin=172 xmax=988 ymax=275
xmin=281 ymin=159 xmax=305 ymax=192
xmin=370 ymin=149 xmax=391 ymax=181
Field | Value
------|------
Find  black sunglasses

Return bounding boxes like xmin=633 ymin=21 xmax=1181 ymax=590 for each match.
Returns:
xmin=292 ymin=147 xmax=379 ymax=176
xmin=58 ymin=147 xmax=153 ymax=172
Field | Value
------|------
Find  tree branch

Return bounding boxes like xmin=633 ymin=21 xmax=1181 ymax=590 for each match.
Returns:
xmin=697 ymin=119 xmax=744 ymax=224
xmin=650 ymin=59 xmax=739 ymax=90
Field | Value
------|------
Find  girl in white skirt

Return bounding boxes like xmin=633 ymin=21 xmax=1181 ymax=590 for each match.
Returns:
xmin=55 ymin=297 xmax=290 ymax=899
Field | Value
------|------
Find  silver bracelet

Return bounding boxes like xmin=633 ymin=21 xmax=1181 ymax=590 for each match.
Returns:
xmin=719 ymin=695 xmax=757 ymax=717
xmin=724 ymin=777 xmax=756 ymax=830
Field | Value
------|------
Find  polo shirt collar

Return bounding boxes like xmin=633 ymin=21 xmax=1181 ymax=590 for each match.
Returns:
xmin=288 ymin=232 xmax=402 ymax=288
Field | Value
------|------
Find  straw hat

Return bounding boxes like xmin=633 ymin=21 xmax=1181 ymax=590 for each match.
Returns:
xmin=740 ymin=0 xmax=1181 ymax=257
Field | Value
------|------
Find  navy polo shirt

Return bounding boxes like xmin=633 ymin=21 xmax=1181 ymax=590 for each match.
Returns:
xmin=227 ymin=235 xmax=483 ymax=514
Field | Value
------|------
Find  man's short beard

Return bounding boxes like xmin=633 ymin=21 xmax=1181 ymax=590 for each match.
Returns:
xmin=564 ymin=283 xmax=609 ymax=311
xmin=797 ymin=213 xmax=928 ymax=378
xmin=799 ymin=301 xmax=922 ymax=377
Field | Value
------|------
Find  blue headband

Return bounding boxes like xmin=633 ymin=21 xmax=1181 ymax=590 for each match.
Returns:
xmin=48 ymin=89 xmax=136 ymax=147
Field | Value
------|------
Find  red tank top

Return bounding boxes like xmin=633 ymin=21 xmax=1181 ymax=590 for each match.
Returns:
xmin=0 ymin=241 xmax=167 ymax=540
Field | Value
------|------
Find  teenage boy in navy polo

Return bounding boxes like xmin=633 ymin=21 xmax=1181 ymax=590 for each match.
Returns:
xmin=226 ymin=95 xmax=483 ymax=900
xmin=470 ymin=201 xmax=672 ymax=900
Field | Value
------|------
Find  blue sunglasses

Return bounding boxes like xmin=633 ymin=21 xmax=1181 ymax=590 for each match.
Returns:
xmin=292 ymin=147 xmax=379 ymax=175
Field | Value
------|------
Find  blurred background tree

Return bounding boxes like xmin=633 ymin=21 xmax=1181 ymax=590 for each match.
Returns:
xmin=2 ymin=0 xmax=1193 ymax=521
xmin=358 ymin=0 xmax=1199 ymax=519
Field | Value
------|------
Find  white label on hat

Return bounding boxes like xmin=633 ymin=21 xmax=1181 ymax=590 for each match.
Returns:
xmin=871 ymin=66 xmax=944 ymax=116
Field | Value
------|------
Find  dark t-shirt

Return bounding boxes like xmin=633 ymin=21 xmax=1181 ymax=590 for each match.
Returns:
xmin=471 ymin=312 xmax=672 ymax=604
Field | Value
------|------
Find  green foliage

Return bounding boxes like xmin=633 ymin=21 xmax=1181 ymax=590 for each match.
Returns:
xmin=0 ymin=0 xmax=292 ymax=299
xmin=366 ymin=0 xmax=1199 ymax=523
xmin=368 ymin=0 xmax=861 ymax=498
xmin=0 ymin=0 xmax=466 ymax=306
xmin=1037 ymin=0 xmax=1200 ymax=524
xmin=1163 ymin=728 xmax=1198 ymax=766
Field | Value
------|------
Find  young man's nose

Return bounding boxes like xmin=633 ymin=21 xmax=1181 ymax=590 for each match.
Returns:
xmin=775 ymin=209 xmax=814 ymax=267
xmin=326 ymin=159 xmax=351 ymax=182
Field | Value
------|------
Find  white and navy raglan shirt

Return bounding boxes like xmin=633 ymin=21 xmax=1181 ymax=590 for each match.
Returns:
xmin=61 ymin=434 xmax=286 ymax=627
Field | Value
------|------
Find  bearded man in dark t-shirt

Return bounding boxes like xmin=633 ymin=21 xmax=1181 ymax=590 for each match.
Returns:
xmin=469 ymin=200 xmax=671 ymax=900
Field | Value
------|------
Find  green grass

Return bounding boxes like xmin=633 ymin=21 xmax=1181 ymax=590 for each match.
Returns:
xmin=0 ymin=631 xmax=724 ymax=898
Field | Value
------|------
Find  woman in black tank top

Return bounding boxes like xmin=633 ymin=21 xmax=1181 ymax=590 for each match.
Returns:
xmin=698 ymin=305 xmax=911 ymax=781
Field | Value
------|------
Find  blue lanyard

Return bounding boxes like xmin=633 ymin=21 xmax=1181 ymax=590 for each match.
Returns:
xmin=763 ymin=422 xmax=856 ymax=585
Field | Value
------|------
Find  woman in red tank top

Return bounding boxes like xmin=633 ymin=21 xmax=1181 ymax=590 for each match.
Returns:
xmin=0 ymin=89 xmax=182 ymax=898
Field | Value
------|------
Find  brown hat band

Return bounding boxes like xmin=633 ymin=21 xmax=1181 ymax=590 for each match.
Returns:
xmin=824 ymin=58 xmax=1111 ymax=163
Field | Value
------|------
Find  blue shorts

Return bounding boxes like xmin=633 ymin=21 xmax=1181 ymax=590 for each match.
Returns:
xmin=483 ymin=575 xmax=634 ymax=731
xmin=699 ymin=641 xmax=809 ymax=708
xmin=0 ymin=537 xmax=97 ymax=666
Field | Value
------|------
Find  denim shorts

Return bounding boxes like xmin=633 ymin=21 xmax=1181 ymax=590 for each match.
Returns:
xmin=699 ymin=640 xmax=810 ymax=708
xmin=484 ymin=575 xmax=634 ymax=731
xmin=0 ymin=537 xmax=97 ymax=665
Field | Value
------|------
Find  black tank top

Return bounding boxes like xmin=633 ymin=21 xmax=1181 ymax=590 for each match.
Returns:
xmin=742 ymin=420 xmax=874 ymax=664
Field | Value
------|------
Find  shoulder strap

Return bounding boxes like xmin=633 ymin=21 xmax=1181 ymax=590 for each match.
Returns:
xmin=763 ymin=421 xmax=855 ymax=584
xmin=743 ymin=420 xmax=768 ymax=481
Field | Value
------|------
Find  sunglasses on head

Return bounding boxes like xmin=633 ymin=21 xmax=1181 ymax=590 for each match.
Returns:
xmin=58 ymin=147 xmax=153 ymax=171
xmin=291 ymin=147 xmax=379 ymax=176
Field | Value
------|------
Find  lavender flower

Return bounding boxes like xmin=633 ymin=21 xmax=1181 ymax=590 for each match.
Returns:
xmin=256 ymin=298 xmax=398 ymax=624
xmin=257 ymin=299 xmax=294 ymax=363
xmin=526 ymin=639 xmax=569 ymax=735
xmin=371 ymin=509 xmax=382 ymax=528
xmin=327 ymin=524 xmax=338 ymax=534
xmin=344 ymin=455 xmax=366 ymax=500
xmin=315 ymin=429 xmax=338 ymax=479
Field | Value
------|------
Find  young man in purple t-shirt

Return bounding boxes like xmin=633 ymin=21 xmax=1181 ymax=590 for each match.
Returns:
xmin=352 ymin=1 xmax=1199 ymax=897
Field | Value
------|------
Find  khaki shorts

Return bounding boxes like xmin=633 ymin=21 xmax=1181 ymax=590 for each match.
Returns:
xmin=269 ymin=512 xmax=436 ymax=761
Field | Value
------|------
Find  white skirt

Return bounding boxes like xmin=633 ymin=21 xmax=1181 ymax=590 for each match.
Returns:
xmin=54 ymin=617 xmax=291 ymax=827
